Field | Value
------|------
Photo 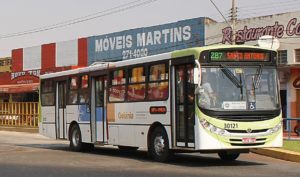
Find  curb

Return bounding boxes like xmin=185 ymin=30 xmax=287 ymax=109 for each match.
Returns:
xmin=251 ymin=148 xmax=300 ymax=163
xmin=0 ymin=126 xmax=38 ymax=133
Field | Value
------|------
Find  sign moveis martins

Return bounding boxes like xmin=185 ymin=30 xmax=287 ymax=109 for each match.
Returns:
xmin=222 ymin=18 xmax=300 ymax=44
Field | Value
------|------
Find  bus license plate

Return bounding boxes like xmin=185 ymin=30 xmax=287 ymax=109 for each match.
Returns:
xmin=242 ymin=138 xmax=256 ymax=144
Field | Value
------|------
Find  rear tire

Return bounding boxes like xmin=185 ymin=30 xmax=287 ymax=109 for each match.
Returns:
xmin=149 ymin=127 xmax=172 ymax=162
xmin=70 ymin=125 xmax=83 ymax=152
xmin=218 ymin=151 xmax=240 ymax=161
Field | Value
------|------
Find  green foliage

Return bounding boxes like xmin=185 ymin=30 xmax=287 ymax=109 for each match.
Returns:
xmin=283 ymin=140 xmax=300 ymax=153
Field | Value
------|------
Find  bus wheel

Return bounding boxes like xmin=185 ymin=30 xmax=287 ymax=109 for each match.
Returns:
xmin=218 ymin=151 xmax=240 ymax=161
xmin=118 ymin=146 xmax=139 ymax=151
xmin=149 ymin=127 xmax=171 ymax=162
xmin=70 ymin=125 xmax=83 ymax=152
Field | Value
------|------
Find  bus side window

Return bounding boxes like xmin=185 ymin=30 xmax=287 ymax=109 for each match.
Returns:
xmin=68 ymin=76 xmax=79 ymax=104
xmin=41 ymin=80 xmax=55 ymax=106
xmin=79 ymin=75 xmax=89 ymax=104
xmin=148 ymin=63 xmax=168 ymax=100
xmin=109 ymin=69 xmax=126 ymax=102
xmin=128 ymin=66 xmax=146 ymax=101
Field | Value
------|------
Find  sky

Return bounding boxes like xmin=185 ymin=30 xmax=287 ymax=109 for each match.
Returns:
xmin=0 ymin=0 xmax=299 ymax=57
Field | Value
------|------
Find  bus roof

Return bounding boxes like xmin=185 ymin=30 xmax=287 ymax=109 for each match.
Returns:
xmin=40 ymin=45 xmax=275 ymax=80
xmin=40 ymin=62 xmax=111 ymax=80
xmin=40 ymin=52 xmax=172 ymax=80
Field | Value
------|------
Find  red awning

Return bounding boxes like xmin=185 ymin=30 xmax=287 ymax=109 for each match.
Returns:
xmin=0 ymin=83 xmax=39 ymax=93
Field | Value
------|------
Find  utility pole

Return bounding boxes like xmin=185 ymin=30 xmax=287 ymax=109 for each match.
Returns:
xmin=231 ymin=0 xmax=237 ymax=45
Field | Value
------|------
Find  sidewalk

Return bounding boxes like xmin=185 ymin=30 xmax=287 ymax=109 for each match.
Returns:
xmin=251 ymin=147 xmax=300 ymax=163
xmin=0 ymin=126 xmax=38 ymax=133
xmin=251 ymin=133 xmax=300 ymax=163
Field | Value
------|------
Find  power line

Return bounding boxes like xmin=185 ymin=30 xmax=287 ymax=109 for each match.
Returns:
xmin=0 ymin=0 xmax=158 ymax=39
xmin=209 ymin=0 xmax=231 ymax=27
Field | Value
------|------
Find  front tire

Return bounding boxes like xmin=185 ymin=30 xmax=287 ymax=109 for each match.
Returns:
xmin=218 ymin=151 xmax=240 ymax=161
xmin=149 ymin=127 xmax=172 ymax=162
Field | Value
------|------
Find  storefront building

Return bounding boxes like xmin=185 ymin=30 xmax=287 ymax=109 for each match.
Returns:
xmin=0 ymin=17 xmax=212 ymax=104
xmin=0 ymin=38 xmax=88 ymax=102
xmin=205 ymin=11 xmax=300 ymax=131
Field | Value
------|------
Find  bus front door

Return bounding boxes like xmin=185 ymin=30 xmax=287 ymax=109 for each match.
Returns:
xmin=57 ymin=81 xmax=67 ymax=139
xmin=91 ymin=76 xmax=107 ymax=143
xmin=174 ymin=65 xmax=195 ymax=148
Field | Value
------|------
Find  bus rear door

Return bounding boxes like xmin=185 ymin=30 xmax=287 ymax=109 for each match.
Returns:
xmin=57 ymin=81 xmax=67 ymax=139
xmin=91 ymin=76 xmax=107 ymax=143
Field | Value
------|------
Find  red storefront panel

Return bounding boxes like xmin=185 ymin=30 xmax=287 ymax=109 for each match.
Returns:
xmin=11 ymin=48 xmax=23 ymax=72
xmin=42 ymin=43 xmax=56 ymax=71
xmin=78 ymin=38 xmax=88 ymax=67
xmin=0 ymin=72 xmax=11 ymax=85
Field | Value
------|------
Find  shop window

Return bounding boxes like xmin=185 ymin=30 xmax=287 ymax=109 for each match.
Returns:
xmin=295 ymin=49 xmax=300 ymax=63
xmin=278 ymin=50 xmax=287 ymax=64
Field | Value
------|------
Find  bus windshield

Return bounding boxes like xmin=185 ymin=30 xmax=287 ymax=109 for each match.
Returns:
xmin=197 ymin=66 xmax=279 ymax=111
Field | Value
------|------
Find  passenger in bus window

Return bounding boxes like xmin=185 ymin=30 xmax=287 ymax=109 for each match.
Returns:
xmin=80 ymin=92 xmax=89 ymax=103
xmin=69 ymin=91 xmax=78 ymax=104
xmin=177 ymin=68 xmax=185 ymax=103
xmin=199 ymin=74 xmax=216 ymax=108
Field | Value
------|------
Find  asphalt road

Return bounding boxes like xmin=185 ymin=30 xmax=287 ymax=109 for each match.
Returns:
xmin=0 ymin=131 xmax=299 ymax=177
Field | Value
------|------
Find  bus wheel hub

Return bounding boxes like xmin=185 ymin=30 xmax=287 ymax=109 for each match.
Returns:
xmin=154 ymin=136 xmax=165 ymax=154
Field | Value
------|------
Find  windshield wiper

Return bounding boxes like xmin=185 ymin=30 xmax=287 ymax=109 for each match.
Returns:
xmin=253 ymin=65 xmax=263 ymax=89
xmin=220 ymin=64 xmax=243 ymax=88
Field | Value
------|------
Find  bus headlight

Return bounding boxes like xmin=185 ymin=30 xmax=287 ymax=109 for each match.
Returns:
xmin=268 ymin=123 xmax=282 ymax=135
xmin=200 ymin=119 xmax=226 ymax=136
xmin=209 ymin=125 xmax=217 ymax=132
xmin=200 ymin=119 xmax=209 ymax=128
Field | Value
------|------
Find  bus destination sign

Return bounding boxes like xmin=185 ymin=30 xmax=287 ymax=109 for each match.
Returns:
xmin=210 ymin=51 xmax=270 ymax=62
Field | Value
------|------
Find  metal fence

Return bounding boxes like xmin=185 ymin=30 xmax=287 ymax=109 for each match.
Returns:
xmin=0 ymin=102 xmax=39 ymax=128
xmin=283 ymin=118 xmax=300 ymax=140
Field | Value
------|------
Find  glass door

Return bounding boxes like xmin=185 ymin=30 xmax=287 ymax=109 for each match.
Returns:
xmin=174 ymin=64 xmax=195 ymax=147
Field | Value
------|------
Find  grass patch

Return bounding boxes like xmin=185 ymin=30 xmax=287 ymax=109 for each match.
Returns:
xmin=283 ymin=140 xmax=300 ymax=153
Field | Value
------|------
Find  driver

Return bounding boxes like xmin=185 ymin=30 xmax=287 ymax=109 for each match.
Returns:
xmin=198 ymin=74 xmax=216 ymax=108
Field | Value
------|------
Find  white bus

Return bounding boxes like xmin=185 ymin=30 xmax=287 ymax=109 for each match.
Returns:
xmin=40 ymin=45 xmax=282 ymax=162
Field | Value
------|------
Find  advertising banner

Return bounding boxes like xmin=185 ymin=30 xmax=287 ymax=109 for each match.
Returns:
xmin=88 ymin=17 xmax=205 ymax=64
